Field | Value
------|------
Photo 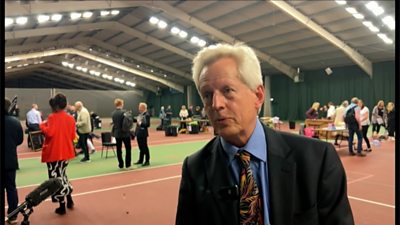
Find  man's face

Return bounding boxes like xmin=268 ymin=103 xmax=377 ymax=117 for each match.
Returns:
xmin=139 ymin=104 xmax=145 ymax=113
xmin=74 ymin=103 xmax=81 ymax=111
xmin=198 ymin=57 xmax=264 ymax=146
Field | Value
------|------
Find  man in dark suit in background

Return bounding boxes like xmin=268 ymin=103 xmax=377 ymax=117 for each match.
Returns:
xmin=175 ymin=43 xmax=354 ymax=225
xmin=111 ymin=98 xmax=132 ymax=169
xmin=134 ymin=102 xmax=151 ymax=166
xmin=5 ymin=98 xmax=24 ymax=224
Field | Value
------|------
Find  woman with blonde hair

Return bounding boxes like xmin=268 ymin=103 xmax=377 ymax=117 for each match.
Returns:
xmin=386 ymin=102 xmax=395 ymax=140
xmin=371 ymin=100 xmax=386 ymax=138
xmin=305 ymin=102 xmax=320 ymax=119
xmin=358 ymin=99 xmax=371 ymax=151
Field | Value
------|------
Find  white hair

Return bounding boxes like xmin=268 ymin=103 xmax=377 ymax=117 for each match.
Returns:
xmin=192 ymin=42 xmax=263 ymax=91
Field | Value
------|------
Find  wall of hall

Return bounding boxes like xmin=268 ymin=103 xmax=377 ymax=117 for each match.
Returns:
xmin=269 ymin=60 xmax=395 ymax=121
xmin=5 ymin=88 xmax=145 ymax=119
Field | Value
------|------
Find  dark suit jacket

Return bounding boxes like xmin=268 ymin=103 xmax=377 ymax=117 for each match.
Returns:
xmin=5 ymin=114 xmax=24 ymax=171
xmin=135 ymin=111 xmax=150 ymax=138
xmin=111 ymin=108 xmax=130 ymax=138
xmin=176 ymin=123 xmax=354 ymax=225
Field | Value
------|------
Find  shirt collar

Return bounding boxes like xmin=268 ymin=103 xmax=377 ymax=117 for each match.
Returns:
xmin=221 ymin=119 xmax=267 ymax=163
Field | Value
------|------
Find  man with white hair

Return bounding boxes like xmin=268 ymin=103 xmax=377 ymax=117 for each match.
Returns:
xmin=26 ymin=103 xmax=42 ymax=148
xmin=176 ymin=43 xmax=354 ymax=225
xmin=75 ymin=101 xmax=92 ymax=163
xmin=134 ymin=102 xmax=151 ymax=166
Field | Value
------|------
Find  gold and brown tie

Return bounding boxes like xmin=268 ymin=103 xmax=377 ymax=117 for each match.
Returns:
xmin=237 ymin=150 xmax=263 ymax=225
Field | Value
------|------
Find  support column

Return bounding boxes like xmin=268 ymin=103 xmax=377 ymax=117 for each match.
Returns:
xmin=186 ymin=85 xmax=193 ymax=107
xmin=263 ymin=76 xmax=272 ymax=117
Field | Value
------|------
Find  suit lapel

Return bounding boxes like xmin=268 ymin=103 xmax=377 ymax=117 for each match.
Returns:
xmin=264 ymin=126 xmax=296 ymax=225
xmin=205 ymin=138 xmax=239 ymax=225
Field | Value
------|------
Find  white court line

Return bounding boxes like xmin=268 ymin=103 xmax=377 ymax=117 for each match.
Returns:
xmin=17 ymin=162 xmax=183 ymax=189
xmin=347 ymin=175 xmax=374 ymax=184
xmin=348 ymin=196 xmax=395 ymax=209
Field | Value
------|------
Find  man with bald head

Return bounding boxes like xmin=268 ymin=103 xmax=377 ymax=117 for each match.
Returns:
xmin=75 ymin=101 xmax=92 ymax=162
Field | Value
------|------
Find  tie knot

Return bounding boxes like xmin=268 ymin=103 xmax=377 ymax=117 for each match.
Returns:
xmin=236 ymin=150 xmax=251 ymax=164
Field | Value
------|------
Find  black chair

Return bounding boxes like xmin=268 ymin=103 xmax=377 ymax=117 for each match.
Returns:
xmin=101 ymin=132 xmax=116 ymax=158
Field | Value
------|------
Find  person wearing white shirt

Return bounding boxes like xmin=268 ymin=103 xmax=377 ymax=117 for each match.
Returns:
xmin=359 ymin=99 xmax=371 ymax=152
xmin=326 ymin=102 xmax=336 ymax=120
xmin=26 ymin=104 xmax=42 ymax=148
xmin=179 ymin=105 xmax=189 ymax=132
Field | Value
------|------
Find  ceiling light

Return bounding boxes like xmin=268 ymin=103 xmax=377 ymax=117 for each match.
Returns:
xmin=100 ymin=11 xmax=110 ymax=16
xmin=382 ymin=38 xmax=393 ymax=44
xmin=17 ymin=64 xmax=23 ymax=68
xmin=198 ymin=40 xmax=207 ymax=47
xmin=5 ymin=18 xmax=13 ymax=27
xmin=150 ymin=69 xmax=154 ymax=72
xmin=382 ymin=16 xmax=395 ymax=30
xmin=23 ymin=63 xmax=29 ymax=67
xmin=345 ymin=7 xmax=357 ymax=14
xmin=190 ymin=36 xmax=199 ymax=43
xmin=68 ymin=63 xmax=74 ymax=69
xmin=70 ymin=12 xmax=82 ymax=20
xmin=157 ymin=20 xmax=168 ymax=29
xmin=81 ymin=67 xmax=88 ymax=73
xmin=51 ymin=14 xmax=63 ymax=22
xmin=365 ymin=1 xmax=378 ymax=10
xmin=7 ymin=66 xmax=12 ymax=69
xmin=131 ymin=83 xmax=136 ymax=87
xmin=16 ymin=17 xmax=28 ymax=25
xmin=368 ymin=26 xmax=379 ymax=32
xmin=377 ymin=33 xmax=388 ymax=39
xmin=371 ymin=7 xmax=384 ymax=16
xmin=352 ymin=13 xmax=364 ymax=19
xmin=171 ymin=27 xmax=180 ymax=34
xmin=94 ymin=71 xmax=101 ymax=76
xmin=335 ymin=0 xmax=347 ymax=5
xmin=62 ymin=61 xmax=69 ymax=67
xmin=82 ymin=11 xmax=93 ymax=19
xmin=362 ymin=21 xmax=373 ymax=27
xmin=39 ymin=61 xmax=45 ymax=64
xmin=102 ymin=74 xmax=108 ymax=78
xmin=111 ymin=10 xmax=120 ymax=15
xmin=163 ymin=74 xmax=167 ymax=77
xmin=76 ymin=66 xmax=82 ymax=71
xmin=37 ymin=15 xmax=50 ymax=23
xmin=89 ymin=70 xmax=95 ymax=75
xmin=136 ymin=65 xmax=140 ymax=68
xmin=149 ymin=16 xmax=159 ymax=24
xmin=179 ymin=30 xmax=188 ymax=38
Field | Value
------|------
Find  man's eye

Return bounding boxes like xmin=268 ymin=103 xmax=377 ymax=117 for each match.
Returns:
xmin=223 ymin=87 xmax=233 ymax=94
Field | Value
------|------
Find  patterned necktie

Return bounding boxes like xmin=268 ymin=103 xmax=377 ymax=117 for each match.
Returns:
xmin=237 ymin=150 xmax=263 ymax=225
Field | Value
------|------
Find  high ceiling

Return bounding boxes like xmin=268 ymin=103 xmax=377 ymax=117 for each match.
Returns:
xmin=5 ymin=1 xmax=395 ymax=93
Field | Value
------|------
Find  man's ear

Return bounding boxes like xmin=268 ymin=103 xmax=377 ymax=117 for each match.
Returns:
xmin=254 ymin=85 xmax=265 ymax=109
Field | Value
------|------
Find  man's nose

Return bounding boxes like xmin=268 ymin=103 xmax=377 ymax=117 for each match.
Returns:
xmin=211 ymin=92 xmax=225 ymax=110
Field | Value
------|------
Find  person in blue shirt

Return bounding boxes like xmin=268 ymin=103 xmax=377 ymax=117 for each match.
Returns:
xmin=176 ymin=43 xmax=354 ymax=225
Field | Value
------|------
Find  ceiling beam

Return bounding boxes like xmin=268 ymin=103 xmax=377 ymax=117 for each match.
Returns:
xmin=4 ymin=48 xmax=181 ymax=92
xmin=32 ymin=72 xmax=97 ymax=90
xmin=5 ymin=21 xmax=194 ymax=60
xmin=269 ymin=0 xmax=372 ymax=77
xmin=5 ymin=37 xmax=191 ymax=81
xmin=146 ymin=1 xmax=298 ymax=80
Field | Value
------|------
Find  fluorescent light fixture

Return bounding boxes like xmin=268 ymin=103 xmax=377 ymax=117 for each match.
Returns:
xmin=382 ymin=16 xmax=395 ymax=30
xmin=16 ymin=17 xmax=28 ymax=25
xmin=179 ymin=30 xmax=188 ymax=38
xmin=111 ymin=10 xmax=120 ymax=15
xmin=51 ymin=14 xmax=63 ymax=21
xmin=23 ymin=63 xmax=29 ymax=67
xmin=62 ymin=61 xmax=69 ymax=67
xmin=383 ymin=38 xmax=393 ymax=44
xmin=68 ymin=63 xmax=74 ymax=69
xmin=131 ymin=82 xmax=136 ymax=87
xmin=70 ymin=12 xmax=82 ymax=20
xmin=82 ymin=11 xmax=93 ymax=19
xmin=37 ymin=15 xmax=50 ymax=23
xmin=352 ymin=13 xmax=364 ymax=19
xmin=7 ymin=66 xmax=12 ymax=69
xmin=190 ymin=36 xmax=199 ymax=43
xmin=94 ymin=71 xmax=101 ymax=76
xmin=150 ymin=69 xmax=154 ymax=72
xmin=89 ymin=70 xmax=95 ymax=75
xmin=171 ymin=27 xmax=180 ymax=34
xmin=39 ymin=61 xmax=44 ymax=64
xmin=335 ymin=0 xmax=347 ymax=5
xmin=81 ymin=67 xmax=88 ymax=73
xmin=368 ymin=26 xmax=379 ymax=32
xmin=100 ymin=11 xmax=110 ymax=16
xmin=371 ymin=7 xmax=384 ymax=16
xmin=76 ymin=66 xmax=82 ymax=71
xmin=5 ymin=18 xmax=13 ymax=27
xmin=164 ymin=74 xmax=167 ymax=77
xmin=362 ymin=21 xmax=373 ymax=27
xmin=157 ymin=20 xmax=167 ymax=29
xmin=377 ymin=33 xmax=387 ymax=39
xmin=149 ymin=16 xmax=159 ymax=24
xmin=198 ymin=40 xmax=207 ymax=47
xmin=17 ymin=64 xmax=23 ymax=68
xmin=102 ymin=74 xmax=108 ymax=78
xmin=365 ymin=1 xmax=378 ymax=10
xmin=136 ymin=65 xmax=140 ymax=68
xmin=345 ymin=7 xmax=357 ymax=14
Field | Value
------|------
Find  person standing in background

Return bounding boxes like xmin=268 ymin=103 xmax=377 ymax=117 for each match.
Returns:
xmin=4 ymin=98 xmax=24 ymax=224
xmin=26 ymin=103 xmax=42 ymax=148
xmin=75 ymin=101 xmax=92 ymax=163
xmin=40 ymin=93 xmax=76 ymax=215
xmin=326 ymin=102 xmax=336 ymax=120
xmin=371 ymin=100 xmax=386 ymax=138
xmin=111 ymin=98 xmax=132 ymax=169
xmin=358 ymin=99 xmax=372 ymax=152
xmin=345 ymin=97 xmax=366 ymax=157
xmin=134 ymin=102 xmax=151 ymax=166
xmin=305 ymin=102 xmax=320 ymax=119
xmin=386 ymin=102 xmax=395 ymax=141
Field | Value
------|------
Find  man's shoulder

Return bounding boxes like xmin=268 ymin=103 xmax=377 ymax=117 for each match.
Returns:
xmin=185 ymin=137 xmax=219 ymax=163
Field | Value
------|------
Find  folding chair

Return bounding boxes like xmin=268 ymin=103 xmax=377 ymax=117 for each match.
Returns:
xmin=101 ymin=132 xmax=116 ymax=158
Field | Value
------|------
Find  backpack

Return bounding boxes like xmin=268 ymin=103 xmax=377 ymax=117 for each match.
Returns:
xmin=121 ymin=111 xmax=134 ymax=132
xmin=344 ymin=106 xmax=357 ymax=125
